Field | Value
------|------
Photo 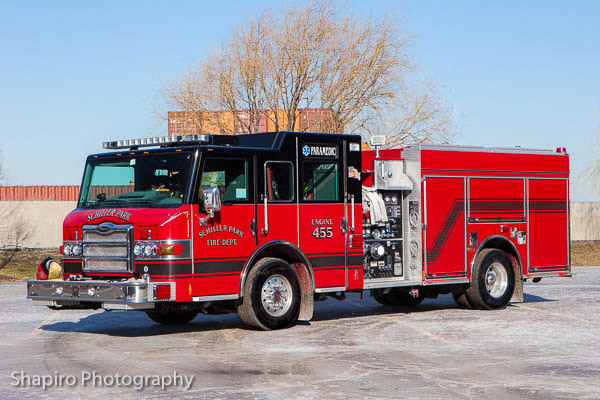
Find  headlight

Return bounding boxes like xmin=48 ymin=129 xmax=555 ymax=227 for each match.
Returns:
xmin=72 ymin=244 xmax=82 ymax=256
xmin=64 ymin=245 xmax=72 ymax=257
xmin=143 ymin=244 xmax=154 ymax=257
xmin=133 ymin=244 xmax=142 ymax=257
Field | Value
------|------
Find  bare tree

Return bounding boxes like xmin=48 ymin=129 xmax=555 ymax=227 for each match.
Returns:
xmin=581 ymin=118 xmax=600 ymax=196
xmin=363 ymin=81 xmax=454 ymax=148
xmin=576 ymin=117 xmax=600 ymax=242
xmin=0 ymin=156 xmax=33 ymax=271
xmin=164 ymin=1 xmax=452 ymax=143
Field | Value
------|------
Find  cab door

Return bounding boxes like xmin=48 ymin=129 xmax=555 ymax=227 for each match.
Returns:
xmin=297 ymin=141 xmax=347 ymax=290
xmin=257 ymin=160 xmax=298 ymax=246
xmin=192 ymin=154 xmax=256 ymax=296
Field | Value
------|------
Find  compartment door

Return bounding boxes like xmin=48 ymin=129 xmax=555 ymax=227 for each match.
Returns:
xmin=528 ymin=179 xmax=569 ymax=273
xmin=424 ymin=176 xmax=466 ymax=279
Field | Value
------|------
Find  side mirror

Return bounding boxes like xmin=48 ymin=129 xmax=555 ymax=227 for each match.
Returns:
xmin=203 ymin=187 xmax=222 ymax=213
xmin=200 ymin=187 xmax=221 ymax=226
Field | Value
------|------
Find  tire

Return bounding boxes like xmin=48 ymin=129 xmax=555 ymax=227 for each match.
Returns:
xmin=383 ymin=288 xmax=424 ymax=306
xmin=145 ymin=310 xmax=198 ymax=325
xmin=372 ymin=288 xmax=424 ymax=306
xmin=466 ymin=248 xmax=515 ymax=310
xmin=372 ymin=289 xmax=391 ymax=305
xmin=452 ymin=291 xmax=472 ymax=308
xmin=237 ymin=257 xmax=301 ymax=330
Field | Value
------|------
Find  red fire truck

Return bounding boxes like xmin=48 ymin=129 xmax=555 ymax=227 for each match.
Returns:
xmin=27 ymin=132 xmax=571 ymax=330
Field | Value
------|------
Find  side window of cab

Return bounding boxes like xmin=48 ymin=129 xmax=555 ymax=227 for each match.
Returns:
xmin=199 ymin=158 xmax=250 ymax=211
xmin=264 ymin=161 xmax=294 ymax=202
xmin=302 ymin=161 xmax=339 ymax=202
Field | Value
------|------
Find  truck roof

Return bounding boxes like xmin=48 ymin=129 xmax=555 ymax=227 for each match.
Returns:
xmin=92 ymin=131 xmax=362 ymax=158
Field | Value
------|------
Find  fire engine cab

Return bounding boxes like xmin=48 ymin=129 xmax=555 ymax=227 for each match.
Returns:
xmin=27 ymin=132 xmax=571 ymax=330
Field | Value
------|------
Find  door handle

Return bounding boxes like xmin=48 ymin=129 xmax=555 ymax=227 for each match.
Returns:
xmin=250 ymin=219 xmax=257 ymax=237
xmin=347 ymin=194 xmax=355 ymax=232
xmin=340 ymin=218 xmax=347 ymax=234
xmin=261 ymin=194 xmax=269 ymax=235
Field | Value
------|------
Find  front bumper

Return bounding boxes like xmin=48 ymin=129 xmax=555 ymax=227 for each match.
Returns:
xmin=26 ymin=279 xmax=173 ymax=310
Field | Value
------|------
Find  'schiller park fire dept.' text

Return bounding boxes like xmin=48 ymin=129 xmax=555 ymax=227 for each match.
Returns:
xmin=27 ymin=132 xmax=571 ymax=330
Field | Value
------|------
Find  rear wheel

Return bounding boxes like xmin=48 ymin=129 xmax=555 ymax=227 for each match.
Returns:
xmin=145 ymin=310 xmax=198 ymax=325
xmin=452 ymin=291 xmax=472 ymax=308
xmin=237 ymin=257 xmax=301 ymax=330
xmin=384 ymin=289 xmax=424 ymax=306
xmin=466 ymin=249 xmax=515 ymax=310
xmin=372 ymin=289 xmax=391 ymax=305
xmin=372 ymin=288 xmax=424 ymax=306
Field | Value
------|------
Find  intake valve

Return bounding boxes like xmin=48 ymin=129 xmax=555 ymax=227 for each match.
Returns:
xmin=370 ymin=243 xmax=386 ymax=259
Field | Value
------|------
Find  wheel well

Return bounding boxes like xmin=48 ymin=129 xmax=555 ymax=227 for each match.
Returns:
xmin=239 ymin=241 xmax=315 ymax=322
xmin=239 ymin=241 xmax=314 ymax=296
xmin=253 ymin=244 xmax=307 ymax=265
xmin=472 ymin=235 xmax=523 ymax=276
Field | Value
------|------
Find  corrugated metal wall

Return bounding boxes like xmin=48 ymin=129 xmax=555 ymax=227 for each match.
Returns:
xmin=0 ymin=186 xmax=80 ymax=201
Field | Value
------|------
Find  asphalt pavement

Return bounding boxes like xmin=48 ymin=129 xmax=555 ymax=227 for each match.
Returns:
xmin=1 ymin=267 xmax=599 ymax=399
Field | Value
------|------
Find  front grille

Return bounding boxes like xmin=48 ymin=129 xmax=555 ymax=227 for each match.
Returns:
xmin=83 ymin=244 xmax=128 ymax=257
xmin=82 ymin=223 xmax=133 ymax=273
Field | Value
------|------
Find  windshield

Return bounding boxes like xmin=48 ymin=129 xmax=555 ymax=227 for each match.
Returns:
xmin=78 ymin=152 xmax=193 ymax=209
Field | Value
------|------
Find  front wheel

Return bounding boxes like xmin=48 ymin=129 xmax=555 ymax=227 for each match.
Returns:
xmin=466 ymin=249 xmax=515 ymax=310
xmin=237 ymin=257 xmax=301 ymax=330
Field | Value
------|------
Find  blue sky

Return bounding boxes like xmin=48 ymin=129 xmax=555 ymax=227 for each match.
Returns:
xmin=1 ymin=1 xmax=599 ymax=200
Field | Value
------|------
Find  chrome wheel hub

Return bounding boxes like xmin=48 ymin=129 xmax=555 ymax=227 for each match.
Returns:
xmin=261 ymin=274 xmax=292 ymax=317
xmin=485 ymin=262 xmax=508 ymax=298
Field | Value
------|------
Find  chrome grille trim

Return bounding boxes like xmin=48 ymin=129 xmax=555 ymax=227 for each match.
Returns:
xmin=84 ymin=231 xmax=129 ymax=242
xmin=82 ymin=223 xmax=133 ymax=273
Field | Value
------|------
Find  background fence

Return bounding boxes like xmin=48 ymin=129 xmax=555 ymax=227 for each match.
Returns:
xmin=1 ymin=186 xmax=599 ymax=248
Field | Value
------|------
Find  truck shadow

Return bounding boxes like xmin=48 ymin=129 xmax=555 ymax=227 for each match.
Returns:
xmin=522 ymin=293 xmax=557 ymax=303
xmin=40 ymin=311 xmax=244 ymax=337
xmin=311 ymin=292 xmax=556 ymax=323
xmin=38 ymin=292 xmax=557 ymax=336
xmin=310 ymin=295 xmax=456 ymax=323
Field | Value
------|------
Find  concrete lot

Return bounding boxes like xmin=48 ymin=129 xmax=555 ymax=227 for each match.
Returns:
xmin=1 ymin=267 xmax=599 ymax=399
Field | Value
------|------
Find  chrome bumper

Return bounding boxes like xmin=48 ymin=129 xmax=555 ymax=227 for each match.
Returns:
xmin=27 ymin=279 xmax=158 ymax=310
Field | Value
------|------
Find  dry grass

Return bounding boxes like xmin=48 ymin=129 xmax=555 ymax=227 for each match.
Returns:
xmin=570 ymin=241 xmax=600 ymax=266
xmin=0 ymin=248 xmax=61 ymax=281
xmin=0 ymin=242 xmax=597 ymax=281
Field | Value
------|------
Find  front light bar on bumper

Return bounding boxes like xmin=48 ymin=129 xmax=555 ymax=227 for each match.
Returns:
xmin=27 ymin=279 xmax=175 ymax=310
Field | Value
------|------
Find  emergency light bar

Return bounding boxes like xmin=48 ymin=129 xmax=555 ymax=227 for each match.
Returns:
xmin=103 ymin=134 xmax=209 ymax=150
